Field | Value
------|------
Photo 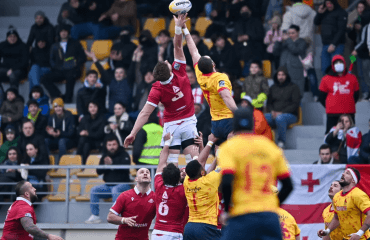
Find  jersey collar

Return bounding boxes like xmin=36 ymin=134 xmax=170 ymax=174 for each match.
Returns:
xmin=160 ymin=74 xmax=174 ymax=85
xmin=341 ymin=186 xmax=356 ymax=196
xmin=134 ymin=186 xmax=152 ymax=196
xmin=16 ymin=197 xmax=32 ymax=206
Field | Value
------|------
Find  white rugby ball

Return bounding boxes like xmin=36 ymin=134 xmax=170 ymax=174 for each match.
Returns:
xmin=169 ymin=0 xmax=192 ymax=15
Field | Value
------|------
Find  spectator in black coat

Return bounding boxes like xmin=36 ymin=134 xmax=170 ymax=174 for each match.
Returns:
xmin=41 ymin=25 xmax=86 ymax=103
xmin=105 ymin=102 xmax=133 ymax=146
xmin=209 ymin=34 xmax=241 ymax=78
xmin=24 ymin=100 xmax=48 ymax=136
xmin=184 ymin=31 xmax=210 ymax=68
xmin=45 ymin=98 xmax=76 ymax=164
xmin=0 ymin=88 xmax=24 ymax=132
xmin=157 ymin=30 xmax=174 ymax=64
xmin=314 ymin=0 xmax=348 ymax=76
xmin=76 ymin=70 xmax=106 ymax=120
xmin=17 ymin=119 xmax=49 ymax=161
xmin=138 ymin=30 xmax=158 ymax=77
xmin=28 ymin=36 xmax=51 ymax=90
xmin=26 ymin=11 xmax=55 ymax=49
xmin=57 ymin=0 xmax=85 ymax=27
xmin=204 ymin=0 xmax=228 ymax=38
xmin=86 ymin=51 xmax=134 ymax=113
xmin=77 ymin=101 xmax=106 ymax=164
xmin=109 ymin=27 xmax=136 ymax=70
xmin=232 ymin=4 xmax=265 ymax=77
xmin=0 ymin=26 xmax=29 ymax=89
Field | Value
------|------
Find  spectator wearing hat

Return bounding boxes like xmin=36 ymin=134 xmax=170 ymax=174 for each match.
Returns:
xmin=264 ymin=15 xmax=283 ymax=70
xmin=0 ymin=26 xmax=29 ymax=89
xmin=0 ymin=125 xmax=19 ymax=164
xmin=0 ymin=88 xmax=24 ymax=132
xmin=41 ymin=24 xmax=86 ymax=103
xmin=265 ymin=66 xmax=301 ymax=149
xmin=97 ymin=0 xmax=137 ymax=40
xmin=241 ymin=95 xmax=273 ymax=140
xmin=242 ymin=61 xmax=269 ymax=101
xmin=45 ymin=98 xmax=76 ymax=164
xmin=24 ymin=86 xmax=50 ymax=117
xmin=109 ymin=27 xmax=137 ymax=70
xmin=26 ymin=10 xmax=55 ymax=50
xmin=25 ymin=100 xmax=48 ymax=136
xmin=77 ymin=101 xmax=106 ymax=164
xmin=28 ymin=36 xmax=51 ymax=90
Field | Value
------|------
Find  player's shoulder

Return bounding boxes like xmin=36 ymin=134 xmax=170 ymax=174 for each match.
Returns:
xmin=333 ymin=190 xmax=343 ymax=200
xmin=352 ymin=187 xmax=368 ymax=197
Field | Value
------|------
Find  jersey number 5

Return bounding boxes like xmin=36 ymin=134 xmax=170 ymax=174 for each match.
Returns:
xmin=158 ymin=202 xmax=169 ymax=216
xmin=245 ymin=162 xmax=273 ymax=193
xmin=172 ymin=91 xmax=184 ymax=102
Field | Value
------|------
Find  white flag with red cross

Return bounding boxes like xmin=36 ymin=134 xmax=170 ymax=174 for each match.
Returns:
xmin=280 ymin=164 xmax=370 ymax=240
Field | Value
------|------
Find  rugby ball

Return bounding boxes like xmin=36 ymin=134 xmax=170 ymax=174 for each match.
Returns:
xmin=169 ymin=0 xmax=192 ymax=15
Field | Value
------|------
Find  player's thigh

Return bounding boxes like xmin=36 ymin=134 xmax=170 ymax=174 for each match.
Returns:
xmin=184 ymin=223 xmax=220 ymax=240
xmin=211 ymin=118 xmax=233 ymax=146
xmin=151 ymin=233 xmax=183 ymax=240
xmin=161 ymin=124 xmax=182 ymax=147
xmin=179 ymin=120 xmax=197 ymax=142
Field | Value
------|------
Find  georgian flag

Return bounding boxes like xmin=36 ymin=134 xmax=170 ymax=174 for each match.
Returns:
xmin=279 ymin=165 xmax=370 ymax=240
xmin=326 ymin=127 xmax=362 ymax=158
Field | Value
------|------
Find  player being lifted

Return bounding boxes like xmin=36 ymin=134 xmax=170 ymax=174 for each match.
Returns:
xmin=318 ymin=168 xmax=370 ymax=240
xmin=124 ymin=14 xmax=198 ymax=164
xmin=182 ymin=15 xmax=238 ymax=146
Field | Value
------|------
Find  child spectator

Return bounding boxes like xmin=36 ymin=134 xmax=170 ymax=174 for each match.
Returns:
xmin=264 ymin=15 xmax=282 ymax=70
xmin=104 ymin=102 xmax=133 ymax=146
xmin=24 ymin=86 xmax=50 ymax=117
xmin=242 ymin=61 xmax=269 ymax=101
xmin=0 ymin=88 xmax=24 ymax=132
xmin=25 ymin=100 xmax=48 ymax=136
xmin=0 ymin=125 xmax=19 ymax=164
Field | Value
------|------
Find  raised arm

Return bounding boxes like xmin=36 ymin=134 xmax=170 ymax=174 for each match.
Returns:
xmin=182 ymin=16 xmax=201 ymax=65
xmin=156 ymin=133 xmax=173 ymax=174
xmin=198 ymin=133 xmax=218 ymax=169
xmin=124 ymin=103 xmax=155 ymax=147
xmin=21 ymin=217 xmax=63 ymax=240
xmin=219 ymin=89 xmax=238 ymax=112
xmin=173 ymin=14 xmax=186 ymax=62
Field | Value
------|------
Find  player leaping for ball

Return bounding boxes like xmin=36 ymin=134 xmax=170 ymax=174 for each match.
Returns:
xmin=182 ymin=17 xmax=238 ymax=146
xmin=124 ymin=14 xmax=199 ymax=164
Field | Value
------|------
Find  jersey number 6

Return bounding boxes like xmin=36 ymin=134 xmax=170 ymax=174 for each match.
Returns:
xmin=172 ymin=91 xmax=184 ymax=102
xmin=158 ymin=202 xmax=169 ymax=216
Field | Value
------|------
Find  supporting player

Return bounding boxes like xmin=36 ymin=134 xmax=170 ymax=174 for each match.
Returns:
xmin=318 ymin=168 xmax=370 ymax=240
xmin=321 ymin=180 xmax=344 ymax=240
xmin=183 ymin=133 xmax=221 ymax=240
xmin=124 ymin=14 xmax=198 ymax=164
xmin=182 ymin=17 xmax=238 ymax=146
xmin=217 ymin=107 xmax=294 ymax=240
xmin=107 ymin=168 xmax=156 ymax=240
xmin=152 ymin=133 xmax=188 ymax=240
xmin=1 ymin=181 xmax=63 ymax=240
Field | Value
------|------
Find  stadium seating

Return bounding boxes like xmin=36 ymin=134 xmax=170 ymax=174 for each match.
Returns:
xmin=195 ymin=17 xmax=212 ymax=37
xmin=132 ymin=39 xmax=139 ymax=46
xmin=135 ymin=18 xmax=141 ymax=38
xmin=143 ymin=18 xmax=166 ymax=37
xmin=262 ymin=60 xmax=272 ymax=79
xmin=89 ymin=60 xmax=110 ymax=79
xmin=80 ymin=40 xmax=88 ymax=52
xmin=289 ymin=107 xmax=303 ymax=129
xmin=178 ymin=154 xmax=215 ymax=166
xmin=168 ymin=18 xmax=192 ymax=37
xmin=75 ymin=178 xmax=104 ymax=202
xmin=76 ymin=155 xmax=101 ymax=178
xmin=47 ymin=155 xmax=56 ymax=175
xmin=65 ymin=108 xmax=78 ymax=115
xmin=130 ymin=155 xmax=137 ymax=177
xmin=91 ymin=40 xmax=113 ymax=61
xmin=48 ymin=155 xmax=82 ymax=178
xmin=47 ymin=179 xmax=81 ymax=201
xmin=203 ymin=38 xmax=213 ymax=50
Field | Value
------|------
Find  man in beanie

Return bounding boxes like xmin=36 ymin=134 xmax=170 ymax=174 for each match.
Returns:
xmin=0 ymin=125 xmax=19 ymax=164
xmin=265 ymin=66 xmax=301 ymax=149
xmin=314 ymin=0 xmax=348 ymax=76
xmin=0 ymin=26 xmax=28 ymax=89
xmin=45 ymin=98 xmax=76 ymax=164
xmin=25 ymin=99 xmax=48 ymax=136
xmin=217 ymin=107 xmax=293 ymax=239
xmin=0 ymin=88 xmax=24 ymax=131
xmin=41 ymin=24 xmax=86 ymax=103
xmin=26 ymin=10 xmax=55 ymax=50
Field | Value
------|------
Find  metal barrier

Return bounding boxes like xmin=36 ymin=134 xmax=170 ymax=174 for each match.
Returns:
xmin=0 ymin=164 xmax=159 ymax=223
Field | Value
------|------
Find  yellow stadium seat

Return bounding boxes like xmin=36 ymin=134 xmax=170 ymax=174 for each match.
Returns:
xmin=195 ymin=17 xmax=212 ymax=37
xmin=47 ymin=155 xmax=56 ymax=175
xmin=80 ymin=40 xmax=88 ymax=52
xmin=48 ymin=179 xmax=81 ymax=201
xmin=203 ymin=38 xmax=213 ymax=50
xmin=77 ymin=155 xmax=101 ymax=178
xmin=168 ymin=18 xmax=192 ymax=37
xmin=65 ymin=108 xmax=77 ymax=115
xmin=132 ymin=39 xmax=139 ymax=46
xmin=91 ymin=40 xmax=113 ymax=61
xmin=130 ymin=155 xmax=137 ymax=177
xmin=80 ymin=65 xmax=86 ymax=82
xmin=49 ymin=155 xmax=82 ymax=178
xmin=135 ymin=19 xmax=141 ymax=38
xmin=262 ymin=60 xmax=272 ymax=79
xmin=289 ymin=107 xmax=303 ymax=129
xmin=143 ymin=18 xmax=166 ymax=38
xmin=75 ymin=179 xmax=104 ymax=202
xmin=178 ymin=154 xmax=215 ymax=166
xmin=89 ymin=60 xmax=110 ymax=79
xmin=240 ymin=60 xmax=245 ymax=69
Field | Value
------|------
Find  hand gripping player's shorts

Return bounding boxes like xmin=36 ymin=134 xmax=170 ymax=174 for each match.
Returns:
xmin=160 ymin=115 xmax=198 ymax=150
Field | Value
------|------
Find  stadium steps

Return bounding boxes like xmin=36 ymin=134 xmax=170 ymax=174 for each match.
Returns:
xmin=284 ymin=150 xmax=319 ymax=164
xmin=20 ymin=6 xmax=61 ymax=18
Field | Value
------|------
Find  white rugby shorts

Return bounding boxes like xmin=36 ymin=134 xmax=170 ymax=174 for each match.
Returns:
xmin=160 ymin=115 xmax=198 ymax=147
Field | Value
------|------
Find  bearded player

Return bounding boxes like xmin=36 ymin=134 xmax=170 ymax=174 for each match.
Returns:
xmin=1 ymin=181 xmax=63 ymax=240
xmin=124 ymin=14 xmax=198 ymax=164
xmin=321 ymin=180 xmax=344 ymax=240
xmin=318 ymin=168 xmax=370 ymax=240
xmin=182 ymin=16 xmax=237 ymax=146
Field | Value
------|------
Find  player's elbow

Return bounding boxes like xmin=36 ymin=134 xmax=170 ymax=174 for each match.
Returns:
xmin=107 ymin=213 xmax=115 ymax=223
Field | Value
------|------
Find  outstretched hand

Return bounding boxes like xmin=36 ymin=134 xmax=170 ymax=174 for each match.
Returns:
xmin=124 ymin=134 xmax=135 ymax=148
xmin=174 ymin=13 xmax=189 ymax=28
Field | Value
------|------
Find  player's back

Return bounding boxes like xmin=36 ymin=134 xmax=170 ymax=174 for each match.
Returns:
xmin=154 ymin=174 xmax=188 ymax=234
xmin=218 ymin=135 xmax=291 ymax=217
xmin=276 ymin=208 xmax=300 ymax=240
xmin=148 ymin=60 xmax=194 ymax=123
xmin=194 ymin=63 xmax=233 ymax=121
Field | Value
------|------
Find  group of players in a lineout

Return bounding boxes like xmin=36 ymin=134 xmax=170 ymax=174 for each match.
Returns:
xmin=2 ymin=14 xmax=370 ymax=240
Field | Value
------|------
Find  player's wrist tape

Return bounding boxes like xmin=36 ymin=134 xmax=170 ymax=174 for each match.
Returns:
xmin=323 ymin=229 xmax=331 ymax=235
xmin=207 ymin=141 xmax=214 ymax=148
xmin=175 ymin=26 xmax=182 ymax=35
xmin=356 ymin=230 xmax=365 ymax=237
xmin=121 ymin=217 xmax=126 ymax=224
xmin=183 ymin=28 xmax=190 ymax=35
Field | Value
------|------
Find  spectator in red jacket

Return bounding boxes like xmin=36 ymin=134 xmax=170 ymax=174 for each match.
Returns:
xmin=319 ymin=55 xmax=360 ymax=134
